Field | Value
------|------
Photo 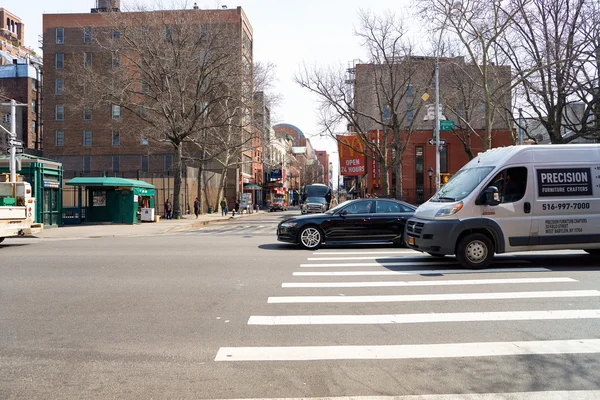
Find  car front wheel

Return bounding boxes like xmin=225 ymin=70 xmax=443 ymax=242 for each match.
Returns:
xmin=298 ymin=226 xmax=323 ymax=250
xmin=456 ymin=233 xmax=494 ymax=269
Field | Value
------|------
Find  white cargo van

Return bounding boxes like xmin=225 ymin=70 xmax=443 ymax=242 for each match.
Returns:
xmin=405 ymin=144 xmax=600 ymax=268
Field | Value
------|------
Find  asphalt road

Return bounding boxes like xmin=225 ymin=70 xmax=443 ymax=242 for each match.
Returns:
xmin=1 ymin=210 xmax=600 ymax=399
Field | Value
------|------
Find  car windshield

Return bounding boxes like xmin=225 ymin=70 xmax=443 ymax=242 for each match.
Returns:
xmin=306 ymin=197 xmax=327 ymax=204
xmin=430 ymin=166 xmax=495 ymax=202
xmin=325 ymin=200 xmax=352 ymax=214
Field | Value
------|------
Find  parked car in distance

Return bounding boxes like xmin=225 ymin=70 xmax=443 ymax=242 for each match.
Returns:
xmin=269 ymin=198 xmax=288 ymax=212
xmin=301 ymin=196 xmax=328 ymax=214
xmin=277 ymin=198 xmax=417 ymax=249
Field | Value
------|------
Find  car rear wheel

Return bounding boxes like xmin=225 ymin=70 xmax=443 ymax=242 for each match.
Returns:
xmin=298 ymin=226 xmax=323 ymax=250
xmin=456 ymin=233 xmax=494 ymax=269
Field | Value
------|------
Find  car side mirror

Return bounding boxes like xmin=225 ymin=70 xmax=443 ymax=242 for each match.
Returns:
xmin=339 ymin=210 xmax=348 ymax=217
xmin=482 ymin=186 xmax=501 ymax=206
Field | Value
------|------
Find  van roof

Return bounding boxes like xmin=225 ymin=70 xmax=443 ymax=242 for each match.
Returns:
xmin=467 ymin=144 xmax=600 ymax=168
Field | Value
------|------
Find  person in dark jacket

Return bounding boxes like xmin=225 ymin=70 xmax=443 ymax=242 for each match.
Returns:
xmin=193 ymin=197 xmax=200 ymax=218
xmin=233 ymin=200 xmax=240 ymax=216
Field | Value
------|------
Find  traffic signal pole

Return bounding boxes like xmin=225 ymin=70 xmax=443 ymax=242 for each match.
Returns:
xmin=9 ymin=99 xmax=16 ymax=183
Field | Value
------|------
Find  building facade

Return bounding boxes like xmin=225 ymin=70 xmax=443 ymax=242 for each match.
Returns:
xmin=0 ymin=8 xmax=43 ymax=154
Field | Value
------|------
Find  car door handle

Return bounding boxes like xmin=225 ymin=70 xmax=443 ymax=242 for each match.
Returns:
xmin=524 ymin=202 xmax=531 ymax=214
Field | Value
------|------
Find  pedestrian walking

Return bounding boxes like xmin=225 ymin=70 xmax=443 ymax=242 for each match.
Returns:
xmin=233 ymin=200 xmax=240 ymax=216
xmin=164 ymin=199 xmax=172 ymax=220
xmin=220 ymin=198 xmax=227 ymax=216
xmin=193 ymin=197 xmax=200 ymax=219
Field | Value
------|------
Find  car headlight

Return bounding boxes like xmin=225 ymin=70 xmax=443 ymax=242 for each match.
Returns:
xmin=280 ymin=221 xmax=298 ymax=228
xmin=435 ymin=201 xmax=463 ymax=217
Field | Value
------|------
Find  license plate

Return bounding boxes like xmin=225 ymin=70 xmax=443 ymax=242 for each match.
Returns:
xmin=408 ymin=237 xmax=415 ymax=245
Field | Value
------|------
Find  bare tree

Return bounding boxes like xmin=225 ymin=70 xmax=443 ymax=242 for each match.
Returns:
xmin=295 ymin=10 xmax=426 ymax=199
xmin=499 ymin=0 xmax=597 ymax=143
xmin=68 ymin=4 xmax=249 ymax=216
xmin=417 ymin=0 xmax=519 ymax=150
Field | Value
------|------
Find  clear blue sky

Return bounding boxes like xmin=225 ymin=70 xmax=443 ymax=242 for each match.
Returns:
xmin=10 ymin=0 xmax=419 ymax=177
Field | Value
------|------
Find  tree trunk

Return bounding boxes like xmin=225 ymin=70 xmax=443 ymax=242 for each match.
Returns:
xmin=173 ymin=144 xmax=183 ymax=218
xmin=215 ymin=166 xmax=229 ymax=211
xmin=395 ymin=154 xmax=403 ymax=201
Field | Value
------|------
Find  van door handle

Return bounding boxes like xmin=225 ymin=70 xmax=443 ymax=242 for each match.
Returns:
xmin=524 ymin=202 xmax=531 ymax=214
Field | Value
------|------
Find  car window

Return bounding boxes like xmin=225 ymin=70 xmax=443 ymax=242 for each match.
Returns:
xmin=375 ymin=200 xmax=404 ymax=213
xmin=342 ymin=200 xmax=374 ymax=214
xmin=485 ymin=166 xmax=527 ymax=204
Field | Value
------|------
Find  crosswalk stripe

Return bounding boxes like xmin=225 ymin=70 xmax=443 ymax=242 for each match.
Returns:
xmin=210 ymin=391 xmax=600 ymax=400
xmin=313 ymin=250 xmax=420 ymax=255
xmin=300 ymin=260 xmax=525 ymax=268
xmin=267 ymin=290 xmax=600 ymax=304
xmin=293 ymin=267 xmax=551 ymax=276
xmin=215 ymin=338 xmax=600 ymax=361
xmin=281 ymin=277 xmax=576 ymax=288
xmin=248 ymin=309 xmax=600 ymax=325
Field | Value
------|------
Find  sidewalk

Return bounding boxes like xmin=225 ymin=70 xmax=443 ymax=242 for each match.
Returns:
xmin=36 ymin=210 xmax=263 ymax=239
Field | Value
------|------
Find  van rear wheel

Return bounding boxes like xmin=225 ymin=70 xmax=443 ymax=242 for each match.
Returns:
xmin=456 ymin=233 xmax=494 ymax=269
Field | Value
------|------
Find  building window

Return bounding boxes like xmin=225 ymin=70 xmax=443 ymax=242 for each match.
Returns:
xmin=32 ymin=99 xmax=37 ymax=112
xmin=112 ymin=130 xmax=120 ymax=146
xmin=83 ymin=130 xmax=92 ymax=147
xmin=83 ymin=156 xmax=91 ymax=174
xmin=139 ymin=105 xmax=148 ymax=119
xmin=56 ymin=28 xmax=64 ymax=44
xmin=83 ymin=106 xmax=92 ymax=121
xmin=382 ymin=104 xmax=390 ymax=121
xmin=55 ymin=53 xmax=64 ymax=70
xmin=406 ymin=84 xmax=413 ymax=97
xmin=164 ymin=155 xmax=173 ymax=171
xmin=84 ymin=52 xmax=92 ymax=68
xmin=83 ymin=27 xmax=92 ymax=44
xmin=55 ymin=130 xmax=64 ymax=147
xmin=32 ymin=120 xmax=36 ymax=131
xmin=112 ymin=105 xmax=120 ymax=119
xmin=112 ymin=156 xmax=120 ymax=173
xmin=56 ymin=79 xmax=64 ymax=95
xmin=141 ymin=155 xmax=149 ymax=172
xmin=112 ymin=51 xmax=120 ymax=68
xmin=406 ymin=103 xmax=414 ymax=121
xmin=55 ymin=105 xmax=64 ymax=121
xmin=140 ymin=138 xmax=149 ymax=145
xmin=112 ymin=30 xmax=120 ymax=40
xmin=140 ymin=80 xmax=148 ymax=94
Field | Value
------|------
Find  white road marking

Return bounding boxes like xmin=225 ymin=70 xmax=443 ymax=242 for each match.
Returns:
xmin=210 ymin=390 xmax=600 ymax=399
xmin=281 ymin=277 xmax=576 ymax=288
xmin=308 ymin=255 xmax=439 ymax=260
xmin=267 ymin=290 xmax=600 ymax=304
xmin=248 ymin=309 xmax=600 ymax=325
xmin=293 ymin=267 xmax=551 ymax=276
xmin=313 ymin=250 xmax=421 ymax=255
xmin=215 ymin=338 xmax=600 ymax=361
xmin=300 ymin=260 xmax=525 ymax=268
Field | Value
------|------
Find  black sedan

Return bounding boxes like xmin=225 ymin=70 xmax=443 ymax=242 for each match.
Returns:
xmin=277 ymin=198 xmax=417 ymax=249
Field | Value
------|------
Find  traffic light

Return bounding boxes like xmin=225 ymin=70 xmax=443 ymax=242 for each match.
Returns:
xmin=440 ymin=173 xmax=453 ymax=186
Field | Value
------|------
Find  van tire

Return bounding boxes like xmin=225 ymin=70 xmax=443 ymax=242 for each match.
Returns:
xmin=456 ymin=233 xmax=494 ymax=269
xmin=584 ymin=249 xmax=600 ymax=256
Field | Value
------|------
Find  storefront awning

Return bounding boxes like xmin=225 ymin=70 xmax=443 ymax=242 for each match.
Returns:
xmin=243 ymin=183 xmax=262 ymax=190
xmin=66 ymin=177 xmax=155 ymax=189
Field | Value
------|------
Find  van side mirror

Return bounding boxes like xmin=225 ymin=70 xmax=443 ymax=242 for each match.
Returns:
xmin=482 ymin=186 xmax=501 ymax=206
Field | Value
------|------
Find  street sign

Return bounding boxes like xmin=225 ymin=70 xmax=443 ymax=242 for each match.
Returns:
xmin=6 ymin=147 xmax=24 ymax=154
xmin=428 ymin=138 xmax=446 ymax=146
xmin=9 ymin=139 xmax=23 ymax=146
xmin=440 ymin=120 xmax=455 ymax=130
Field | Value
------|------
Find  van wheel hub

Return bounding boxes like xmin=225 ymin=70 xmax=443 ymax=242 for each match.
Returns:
xmin=466 ymin=240 xmax=487 ymax=263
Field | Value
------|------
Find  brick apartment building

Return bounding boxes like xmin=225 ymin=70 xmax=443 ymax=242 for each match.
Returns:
xmin=347 ymin=56 xmax=514 ymax=203
xmin=0 ymin=8 xmax=43 ymax=154
xmin=42 ymin=1 xmax=255 ymax=211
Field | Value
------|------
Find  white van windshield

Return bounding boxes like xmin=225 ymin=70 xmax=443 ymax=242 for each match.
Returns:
xmin=431 ymin=166 xmax=495 ymax=202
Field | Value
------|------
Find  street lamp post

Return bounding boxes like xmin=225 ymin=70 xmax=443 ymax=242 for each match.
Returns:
xmin=427 ymin=167 xmax=434 ymax=197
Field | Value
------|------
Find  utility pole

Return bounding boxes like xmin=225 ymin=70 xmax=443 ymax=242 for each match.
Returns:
xmin=0 ymin=100 xmax=24 ymax=183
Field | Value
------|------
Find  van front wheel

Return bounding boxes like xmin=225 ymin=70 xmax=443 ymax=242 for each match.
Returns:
xmin=456 ymin=233 xmax=494 ymax=269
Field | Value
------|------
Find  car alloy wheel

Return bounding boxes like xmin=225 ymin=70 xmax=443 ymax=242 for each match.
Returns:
xmin=299 ymin=226 xmax=323 ymax=250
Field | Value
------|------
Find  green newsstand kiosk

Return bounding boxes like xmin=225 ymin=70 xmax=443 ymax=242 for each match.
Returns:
xmin=65 ymin=177 xmax=155 ymax=224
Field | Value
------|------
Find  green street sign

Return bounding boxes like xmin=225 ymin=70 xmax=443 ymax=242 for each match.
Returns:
xmin=440 ymin=120 xmax=455 ymax=130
